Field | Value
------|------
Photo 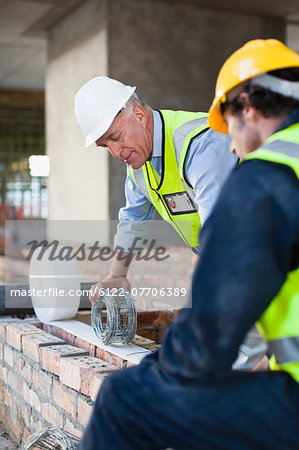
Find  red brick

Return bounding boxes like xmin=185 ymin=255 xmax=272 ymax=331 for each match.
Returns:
xmin=40 ymin=344 xmax=88 ymax=376
xmin=90 ymin=372 xmax=111 ymax=402
xmin=20 ymin=404 xmax=31 ymax=428
xmin=22 ymin=428 xmax=31 ymax=444
xmin=59 ymin=356 xmax=118 ymax=396
xmin=136 ymin=328 xmax=157 ymax=341
xmin=0 ymin=318 xmax=22 ymax=341
xmin=95 ymin=347 xmax=126 ymax=369
xmin=23 ymin=318 xmax=43 ymax=329
xmin=41 ymin=402 xmax=63 ymax=428
xmin=21 ymin=361 xmax=32 ymax=384
xmin=23 ymin=382 xmax=41 ymax=413
xmin=137 ymin=311 xmax=160 ymax=328
xmin=14 ymin=353 xmax=32 ymax=382
xmin=44 ymin=325 xmax=74 ymax=345
xmin=4 ymin=388 xmax=11 ymax=408
xmin=0 ymin=323 xmax=6 ymax=340
xmin=6 ymin=323 xmax=41 ymax=351
xmin=30 ymin=322 xmax=43 ymax=330
xmin=52 ymin=379 xmax=76 ymax=419
xmin=0 ymin=400 xmax=5 ymax=422
xmin=32 ymin=368 xmax=53 ymax=399
xmin=3 ymin=346 xmax=14 ymax=367
xmin=29 ymin=417 xmax=44 ymax=434
xmin=153 ymin=310 xmax=172 ymax=327
xmin=7 ymin=370 xmax=22 ymax=394
xmin=42 ymin=324 xmax=52 ymax=335
xmin=0 ymin=363 xmax=3 ymax=382
xmin=64 ymin=417 xmax=82 ymax=439
xmin=1 ymin=365 xmax=8 ymax=384
xmin=78 ymin=397 xmax=93 ymax=427
xmin=22 ymin=332 xmax=64 ymax=363
xmin=6 ymin=413 xmax=22 ymax=443
xmin=73 ymin=336 xmax=95 ymax=356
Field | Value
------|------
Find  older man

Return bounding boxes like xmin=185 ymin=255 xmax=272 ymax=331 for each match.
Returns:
xmin=75 ymin=77 xmax=236 ymax=278
xmin=79 ymin=40 xmax=299 ymax=450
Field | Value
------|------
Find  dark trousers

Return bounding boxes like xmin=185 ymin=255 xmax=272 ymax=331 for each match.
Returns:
xmin=79 ymin=355 xmax=299 ymax=450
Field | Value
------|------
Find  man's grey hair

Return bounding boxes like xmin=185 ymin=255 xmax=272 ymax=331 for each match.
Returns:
xmin=123 ymin=92 xmax=149 ymax=116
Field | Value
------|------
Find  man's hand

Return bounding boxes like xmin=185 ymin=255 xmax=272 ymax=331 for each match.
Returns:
xmin=89 ymin=276 xmax=131 ymax=305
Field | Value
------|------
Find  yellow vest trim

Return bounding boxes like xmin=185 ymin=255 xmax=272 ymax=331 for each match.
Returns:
xmin=247 ymin=125 xmax=299 ymax=383
xmin=130 ymin=110 xmax=209 ymax=247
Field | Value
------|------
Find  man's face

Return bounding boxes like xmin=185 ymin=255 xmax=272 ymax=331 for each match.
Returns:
xmin=95 ymin=106 xmax=153 ymax=169
xmin=223 ymin=107 xmax=262 ymax=159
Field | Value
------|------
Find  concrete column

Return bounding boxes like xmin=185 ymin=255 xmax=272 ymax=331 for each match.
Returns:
xmin=287 ymin=23 xmax=299 ymax=52
xmin=46 ymin=0 xmax=109 ymax=221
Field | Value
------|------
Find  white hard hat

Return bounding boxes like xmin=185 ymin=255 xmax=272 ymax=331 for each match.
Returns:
xmin=74 ymin=76 xmax=136 ymax=148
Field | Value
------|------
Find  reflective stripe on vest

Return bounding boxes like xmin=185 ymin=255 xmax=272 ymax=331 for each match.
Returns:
xmin=267 ymin=336 xmax=299 ymax=365
xmin=130 ymin=110 xmax=209 ymax=247
xmin=246 ymin=125 xmax=299 ymax=383
xmin=261 ymin=140 xmax=299 ymax=158
xmin=132 ymin=115 xmax=209 ymax=204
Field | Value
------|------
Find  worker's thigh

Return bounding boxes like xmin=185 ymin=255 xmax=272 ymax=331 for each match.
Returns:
xmin=79 ymin=360 xmax=299 ymax=450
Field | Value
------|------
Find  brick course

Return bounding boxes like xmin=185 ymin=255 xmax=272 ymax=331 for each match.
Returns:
xmin=40 ymin=344 xmax=89 ymax=376
xmin=22 ymin=332 xmax=64 ymax=363
xmin=6 ymin=323 xmax=41 ymax=351
xmin=60 ymin=356 xmax=118 ymax=396
xmin=0 ymin=311 xmax=169 ymax=446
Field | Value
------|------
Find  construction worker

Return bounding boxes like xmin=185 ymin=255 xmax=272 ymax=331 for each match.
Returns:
xmin=79 ymin=39 xmax=299 ymax=450
xmin=75 ymin=76 xmax=266 ymax=370
xmin=74 ymin=76 xmax=236 ymax=284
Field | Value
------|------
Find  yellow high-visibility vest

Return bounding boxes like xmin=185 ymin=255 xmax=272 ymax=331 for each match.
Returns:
xmin=130 ymin=110 xmax=209 ymax=247
xmin=246 ymin=123 xmax=299 ymax=383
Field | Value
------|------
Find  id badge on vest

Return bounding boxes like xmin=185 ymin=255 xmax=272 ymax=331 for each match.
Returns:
xmin=163 ymin=192 xmax=197 ymax=215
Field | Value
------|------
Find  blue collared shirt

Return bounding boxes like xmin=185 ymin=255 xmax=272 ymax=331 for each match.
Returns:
xmin=115 ymin=110 xmax=237 ymax=250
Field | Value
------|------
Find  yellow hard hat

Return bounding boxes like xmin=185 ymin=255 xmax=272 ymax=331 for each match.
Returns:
xmin=209 ymin=39 xmax=299 ymax=134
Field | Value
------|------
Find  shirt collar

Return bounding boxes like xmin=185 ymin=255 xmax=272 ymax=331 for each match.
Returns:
xmin=151 ymin=109 xmax=163 ymax=159
xmin=275 ymin=107 xmax=299 ymax=133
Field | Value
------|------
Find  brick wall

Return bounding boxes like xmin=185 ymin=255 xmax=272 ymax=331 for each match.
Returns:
xmin=0 ymin=311 xmax=174 ymax=446
xmin=0 ymin=318 xmax=125 ymax=445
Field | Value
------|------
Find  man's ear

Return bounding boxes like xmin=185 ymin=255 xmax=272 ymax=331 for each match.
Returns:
xmin=133 ymin=105 xmax=147 ymax=125
xmin=239 ymin=92 xmax=257 ymax=122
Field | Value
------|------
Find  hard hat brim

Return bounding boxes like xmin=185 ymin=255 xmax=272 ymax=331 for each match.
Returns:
xmin=208 ymin=98 xmax=229 ymax=134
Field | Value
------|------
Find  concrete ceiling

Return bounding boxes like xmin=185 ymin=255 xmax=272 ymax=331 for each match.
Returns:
xmin=161 ymin=0 xmax=299 ymax=22
xmin=1 ymin=0 xmax=299 ymax=91
xmin=0 ymin=0 xmax=84 ymax=90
